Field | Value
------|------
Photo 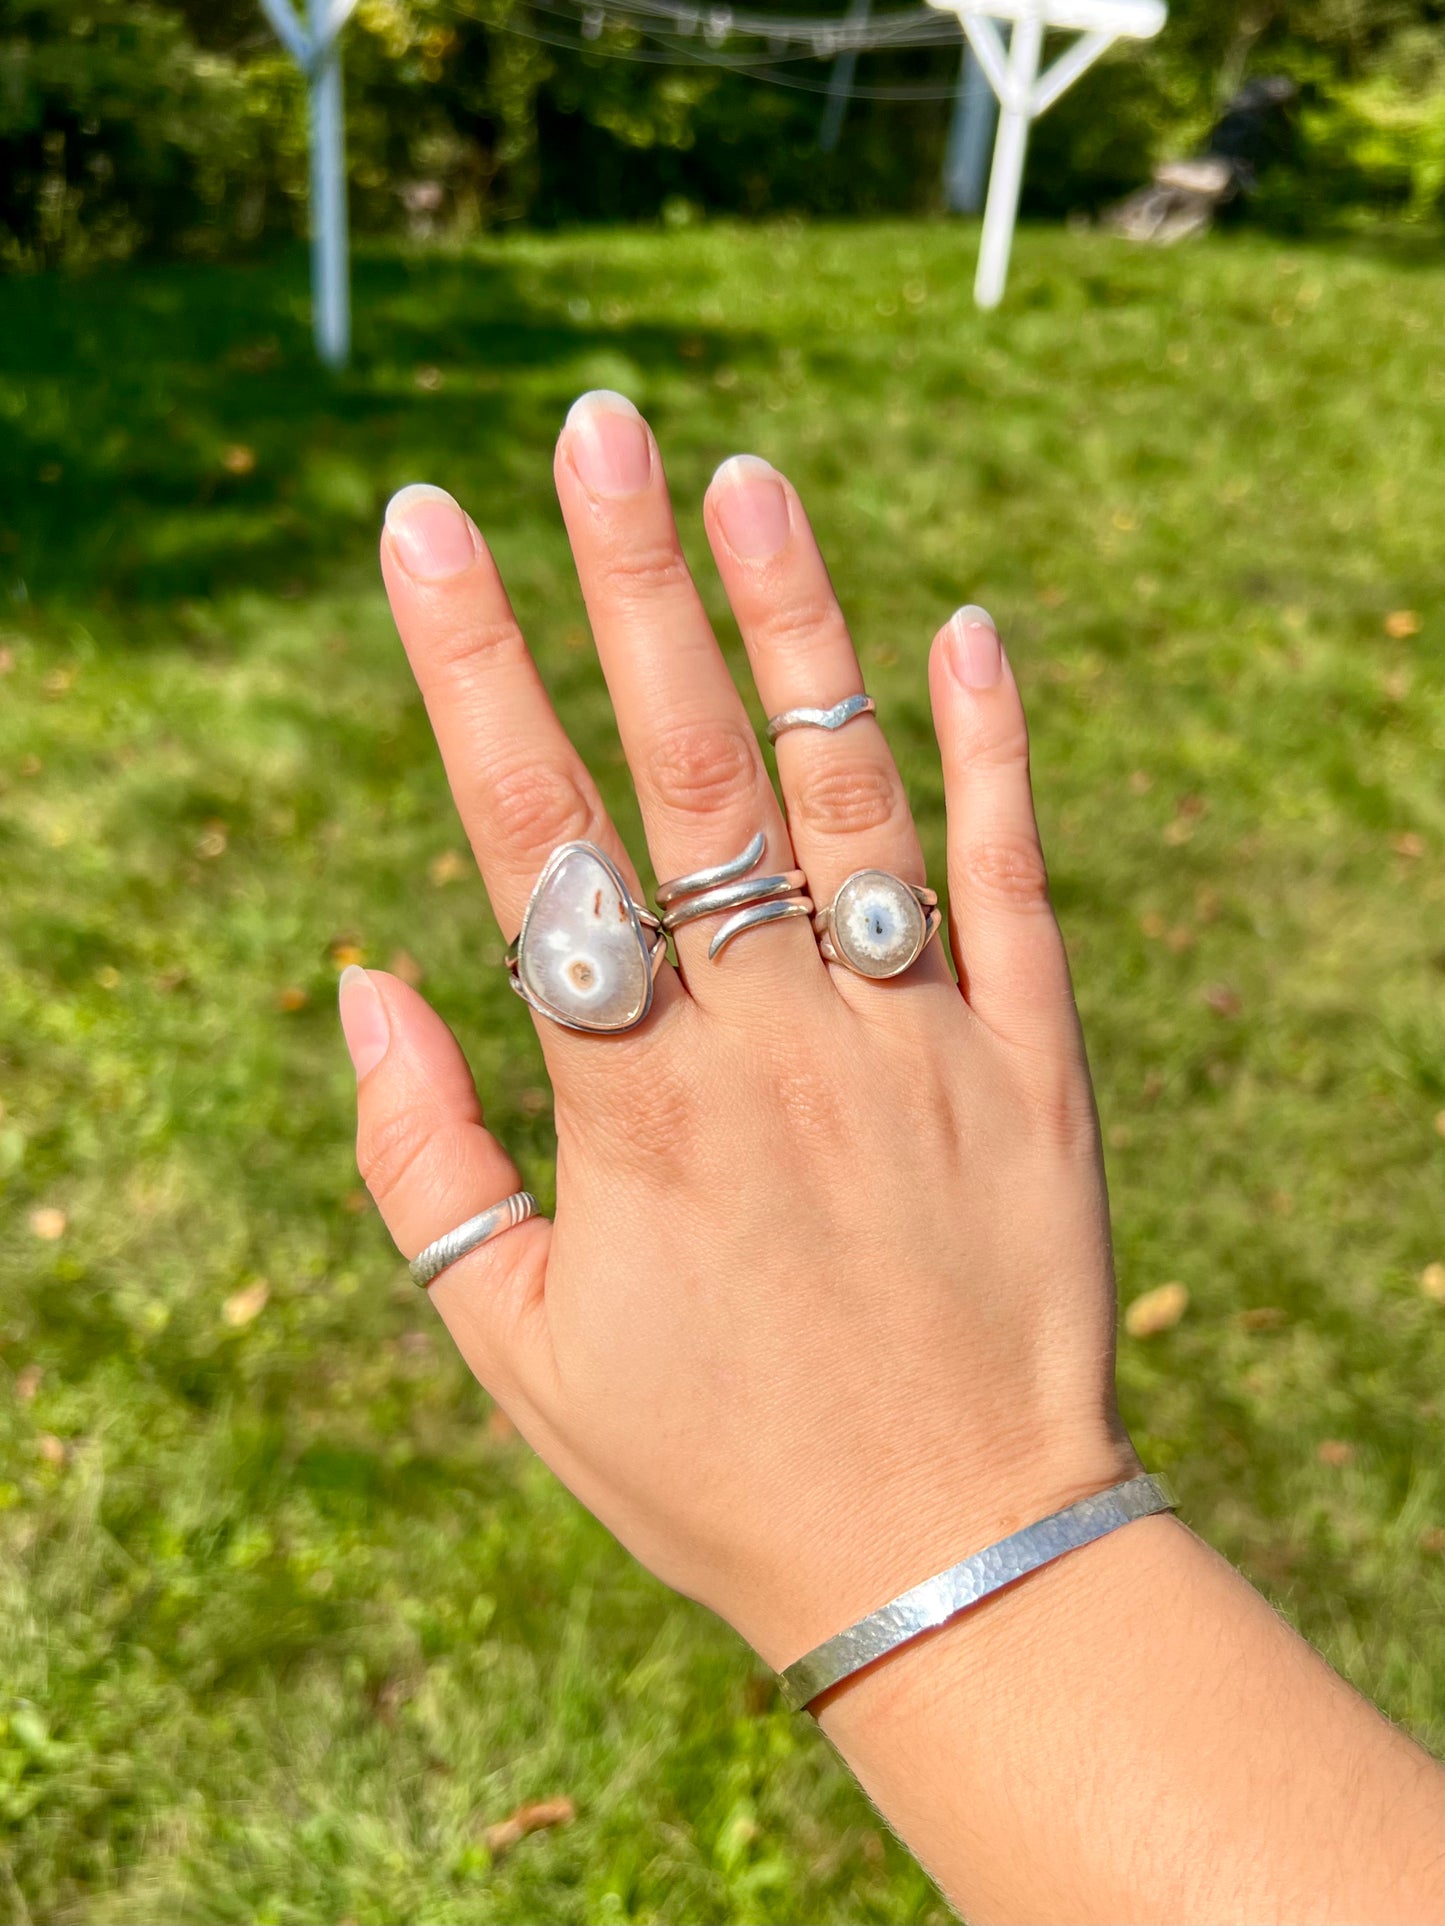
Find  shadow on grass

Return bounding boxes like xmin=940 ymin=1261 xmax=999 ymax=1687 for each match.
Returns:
xmin=0 ymin=245 xmax=770 ymax=615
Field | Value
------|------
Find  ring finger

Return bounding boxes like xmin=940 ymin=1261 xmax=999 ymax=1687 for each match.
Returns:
xmin=703 ymin=456 xmax=952 ymax=997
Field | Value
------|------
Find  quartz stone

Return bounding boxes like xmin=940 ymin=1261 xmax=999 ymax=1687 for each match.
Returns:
xmin=831 ymin=869 xmax=925 ymax=979
xmin=517 ymin=844 xmax=653 ymax=1031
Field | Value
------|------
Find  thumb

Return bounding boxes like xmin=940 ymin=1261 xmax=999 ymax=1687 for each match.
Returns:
xmin=339 ymin=967 xmax=554 ymax=1411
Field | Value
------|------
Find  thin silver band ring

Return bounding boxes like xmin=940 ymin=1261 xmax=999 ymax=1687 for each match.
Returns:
xmin=766 ymin=693 xmax=875 ymax=742
xmin=409 ymin=1191 xmax=540 ymax=1288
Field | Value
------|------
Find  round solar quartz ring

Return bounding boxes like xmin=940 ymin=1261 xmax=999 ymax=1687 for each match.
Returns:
xmin=813 ymin=869 xmax=940 ymax=981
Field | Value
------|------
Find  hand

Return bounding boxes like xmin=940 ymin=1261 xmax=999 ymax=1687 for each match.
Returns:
xmin=341 ymin=392 xmax=1137 ymax=1673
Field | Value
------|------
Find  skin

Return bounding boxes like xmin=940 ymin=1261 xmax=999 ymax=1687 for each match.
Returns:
xmin=339 ymin=393 xmax=1445 ymax=1921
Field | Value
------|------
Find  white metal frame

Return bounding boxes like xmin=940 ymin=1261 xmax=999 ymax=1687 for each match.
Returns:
xmin=927 ymin=0 xmax=1166 ymax=306
xmin=260 ymin=0 xmax=359 ymax=367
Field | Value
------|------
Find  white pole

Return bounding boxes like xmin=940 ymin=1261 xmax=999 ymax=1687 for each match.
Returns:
xmin=308 ymin=0 xmax=350 ymax=369
xmin=973 ymin=7 xmax=1043 ymax=309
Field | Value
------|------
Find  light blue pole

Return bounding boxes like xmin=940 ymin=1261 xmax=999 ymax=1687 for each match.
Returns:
xmin=943 ymin=39 xmax=997 ymax=215
xmin=819 ymin=0 xmax=872 ymax=154
xmin=308 ymin=0 xmax=350 ymax=368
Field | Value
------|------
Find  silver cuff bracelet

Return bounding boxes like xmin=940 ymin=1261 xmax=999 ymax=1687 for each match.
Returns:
xmin=775 ymin=1471 xmax=1177 ymax=1712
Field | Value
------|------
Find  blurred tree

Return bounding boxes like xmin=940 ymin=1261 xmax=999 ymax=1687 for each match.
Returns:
xmin=1 ymin=0 xmax=1441 ymax=266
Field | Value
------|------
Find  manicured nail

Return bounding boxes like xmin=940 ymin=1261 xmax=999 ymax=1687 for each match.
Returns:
xmin=338 ymin=965 xmax=389 ymax=1081
xmin=711 ymin=455 xmax=791 ymax=560
xmin=384 ymin=483 xmax=480 ymax=581
xmin=565 ymin=391 xmax=652 ymax=497
xmin=950 ymin=605 xmax=1002 ymax=690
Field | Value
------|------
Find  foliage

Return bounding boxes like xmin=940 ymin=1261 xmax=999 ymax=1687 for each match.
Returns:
xmin=2 ymin=0 xmax=1445 ymax=265
xmin=1 ymin=220 xmax=1444 ymax=1920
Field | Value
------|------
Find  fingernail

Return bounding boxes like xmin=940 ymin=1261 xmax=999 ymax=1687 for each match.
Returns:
xmin=338 ymin=965 xmax=389 ymax=1081
xmin=565 ymin=391 xmax=652 ymax=497
xmin=384 ymin=483 xmax=480 ymax=581
xmin=950 ymin=605 xmax=1002 ymax=690
xmin=711 ymin=455 xmax=791 ymax=560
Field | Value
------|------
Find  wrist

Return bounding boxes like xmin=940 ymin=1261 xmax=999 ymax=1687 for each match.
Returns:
xmin=742 ymin=1427 xmax=1143 ymax=1674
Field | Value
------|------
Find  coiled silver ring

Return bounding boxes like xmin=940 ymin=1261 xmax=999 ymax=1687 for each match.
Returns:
xmin=657 ymin=832 xmax=813 ymax=960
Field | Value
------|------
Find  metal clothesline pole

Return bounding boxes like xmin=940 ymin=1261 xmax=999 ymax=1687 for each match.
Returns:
xmin=930 ymin=0 xmax=1167 ymax=306
xmin=259 ymin=0 xmax=358 ymax=368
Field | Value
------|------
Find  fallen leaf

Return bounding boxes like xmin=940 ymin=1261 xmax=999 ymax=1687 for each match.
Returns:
xmin=1382 ymin=669 xmax=1410 ymax=701
xmin=36 ymin=1433 xmax=66 ymax=1467
xmin=486 ymin=1406 xmax=518 ymax=1443
xmin=1392 ymin=831 xmax=1425 ymax=860
xmin=518 ymin=1086 xmax=551 ymax=1117
xmin=1203 ymin=985 xmax=1242 ymax=1018
xmin=95 ymin=965 xmax=120 ymax=990
xmin=42 ymin=667 xmax=74 ymax=697
xmin=1420 ymin=1263 xmax=1445 ymax=1303
xmin=1165 ymin=925 xmax=1196 ymax=954
xmin=15 ymin=1364 xmax=41 ymax=1402
xmin=224 ymin=1281 xmax=270 ymax=1328
xmin=1317 ymin=1438 xmax=1353 ymax=1468
xmin=482 ymin=1797 xmax=575 ymax=1856
xmin=195 ymin=822 xmax=228 ymax=860
xmin=1435 ymin=1111 xmax=1445 ymax=1141
xmin=276 ymin=986 xmax=309 ymax=1013
xmin=1421 ymin=1527 xmax=1445 ymax=1555
xmin=29 ymin=1207 xmax=66 ymax=1241
xmin=1162 ymin=819 xmax=1193 ymax=847
xmin=342 ymin=1188 xmax=372 ymax=1214
xmin=222 ymin=443 xmax=257 ymax=476
xmin=1128 ymin=769 xmax=1154 ymax=796
xmin=414 ymin=365 xmax=443 ymax=392
xmin=1139 ymin=911 xmax=1166 ymax=939
xmin=1177 ymin=793 xmax=1208 ymax=820
xmin=330 ymin=942 xmax=365 ymax=970
xmin=1125 ymin=1281 xmax=1189 ymax=1338
xmin=1384 ymin=609 xmax=1421 ymax=639
xmin=1239 ymin=1306 xmax=1286 ymax=1333
xmin=388 ymin=949 xmax=424 ymax=987
xmin=0 ymin=647 xmax=13 ymax=675
xmin=154 ymin=967 xmax=189 ymax=994
xmin=428 ymin=850 xmax=466 ymax=887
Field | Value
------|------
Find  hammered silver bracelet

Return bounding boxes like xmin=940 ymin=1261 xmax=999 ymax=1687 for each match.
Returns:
xmin=776 ymin=1472 xmax=1177 ymax=1712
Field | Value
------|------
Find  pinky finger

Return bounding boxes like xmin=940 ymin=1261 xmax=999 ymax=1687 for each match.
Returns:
xmin=339 ymin=966 xmax=554 ymax=1413
xmin=928 ymin=608 xmax=1080 ymax=1060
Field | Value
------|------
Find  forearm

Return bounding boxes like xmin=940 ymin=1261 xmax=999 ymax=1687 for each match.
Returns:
xmin=820 ymin=1516 xmax=1445 ymax=1923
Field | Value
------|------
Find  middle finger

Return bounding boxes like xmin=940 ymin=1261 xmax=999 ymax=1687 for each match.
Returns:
xmin=554 ymin=393 xmax=826 ymax=1009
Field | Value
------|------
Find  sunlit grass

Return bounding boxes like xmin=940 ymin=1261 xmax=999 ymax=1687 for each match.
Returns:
xmin=1 ymin=218 xmax=1443 ymax=1922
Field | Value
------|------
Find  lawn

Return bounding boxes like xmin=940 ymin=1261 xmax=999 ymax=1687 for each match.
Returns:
xmin=1 ymin=217 xmax=1443 ymax=1924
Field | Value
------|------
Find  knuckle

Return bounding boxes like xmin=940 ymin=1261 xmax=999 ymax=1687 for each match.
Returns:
xmin=756 ymin=592 xmax=844 ymax=662
xmin=485 ymin=760 xmax=600 ymax=861
xmin=961 ymin=833 xmax=1052 ymax=912
xmin=789 ymin=755 xmax=906 ymax=840
xmin=427 ymin=610 xmax=524 ymax=680
xmin=357 ymin=1104 xmax=438 ymax=1206
xmin=598 ymin=536 xmax=693 ymax=605
xmin=971 ymin=714 xmax=1032 ymax=773
xmin=648 ymin=717 xmax=759 ymax=820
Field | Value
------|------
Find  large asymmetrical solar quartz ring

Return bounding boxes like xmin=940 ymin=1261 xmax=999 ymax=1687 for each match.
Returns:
xmin=656 ymin=831 xmax=813 ymax=961
xmin=765 ymin=692 xmax=875 ymax=743
xmin=506 ymin=842 xmax=667 ymax=1034
xmin=409 ymin=1191 xmax=540 ymax=1289
xmin=813 ymin=869 xmax=941 ymax=980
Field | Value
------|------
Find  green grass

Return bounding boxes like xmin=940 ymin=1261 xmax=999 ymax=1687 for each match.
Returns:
xmin=1 ymin=217 xmax=1443 ymax=1923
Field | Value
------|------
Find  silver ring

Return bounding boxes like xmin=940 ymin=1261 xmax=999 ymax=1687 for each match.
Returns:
xmin=410 ymin=1192 xmax=539 ymax=1288
xmin=813 ymin=868 xmax=940 ymax=980
xmin=657 ymin=831 xmax=813 ymax=961
xmin=766 ymin=693 xmax=875 ymax=742
xmin=506 ymin=841 xmax=666 ymax=1034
